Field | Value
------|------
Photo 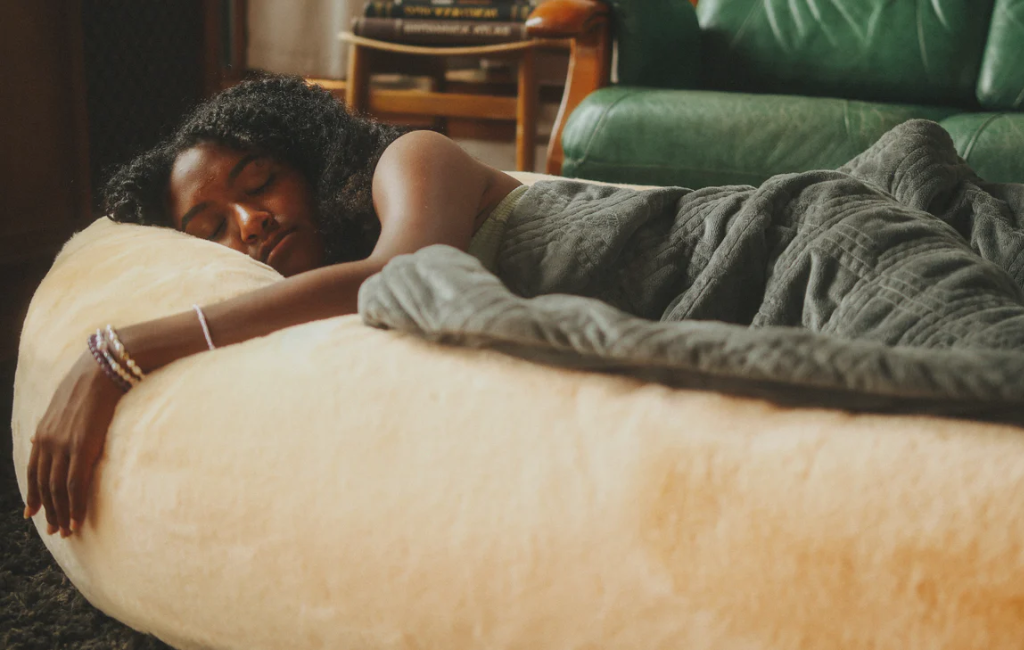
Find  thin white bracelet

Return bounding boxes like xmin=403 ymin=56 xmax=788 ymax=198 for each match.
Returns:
xmin=193 ymin=304 xmax=216 ymax=350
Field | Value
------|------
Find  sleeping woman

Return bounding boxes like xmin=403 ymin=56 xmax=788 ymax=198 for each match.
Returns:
xmin=24 ymin=74 xmax=524 ymax=538
xmin=24 ymin=74 xmax=1024 ymax=539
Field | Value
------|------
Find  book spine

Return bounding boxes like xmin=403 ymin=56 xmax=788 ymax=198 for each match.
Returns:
xmin=353 ymin=17 xmax=529 ymax=44
xmin=364 ymin=1 xmax=535 ymax=22
xmin=397 ymin=0 xmax=530 ymax=4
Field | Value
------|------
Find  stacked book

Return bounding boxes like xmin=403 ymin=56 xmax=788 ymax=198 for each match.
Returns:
xmin=354 ymin=0 xmax=538 ymax=45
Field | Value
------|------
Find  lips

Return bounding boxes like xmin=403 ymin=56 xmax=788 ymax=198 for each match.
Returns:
xmin=259 ymin=228 xmax=295 ymax=264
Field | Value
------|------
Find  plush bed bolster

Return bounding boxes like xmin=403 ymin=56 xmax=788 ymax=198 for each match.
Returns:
xmin=12 ymin=198 xmax=1024 ymax=650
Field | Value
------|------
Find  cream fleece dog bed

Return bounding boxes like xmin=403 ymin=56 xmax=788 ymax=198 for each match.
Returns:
xmin=12 ymin=174 xmax=1024 ymax=650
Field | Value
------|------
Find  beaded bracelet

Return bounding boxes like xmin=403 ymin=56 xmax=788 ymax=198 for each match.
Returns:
xmin=87 ymin=333 xmax=132 ymax=393
xmin=95 ymin=329 xmax=139 ymax=388
xmin=105 ymin=325 xmax=146 ymax=381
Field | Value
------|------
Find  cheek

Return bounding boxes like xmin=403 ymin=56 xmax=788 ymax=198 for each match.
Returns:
xmin=298 ymin=229 xmax=325 ymax=263
xmin=277 ymin=177 xmax=317 ymax=219
xmin=277 ymin=229 xmax=325 ymax=277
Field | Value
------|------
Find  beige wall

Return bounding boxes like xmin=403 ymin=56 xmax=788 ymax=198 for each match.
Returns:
xmin=247 ymin=0 xmax=361 ymax=78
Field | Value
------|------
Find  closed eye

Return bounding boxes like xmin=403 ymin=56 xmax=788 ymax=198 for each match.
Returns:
xmin=247 ymin=172 xmax=276 ymax=196
xmin=207 ymin=220 xmax=226 ymax=240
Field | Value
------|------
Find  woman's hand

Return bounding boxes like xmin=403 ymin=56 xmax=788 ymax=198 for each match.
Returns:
xmin=24 ymin=350 xmax=123 ymax=537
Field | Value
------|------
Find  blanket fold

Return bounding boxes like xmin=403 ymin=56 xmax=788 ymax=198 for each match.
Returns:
xmin=359 ymin=121 xmax=1024 ymax=423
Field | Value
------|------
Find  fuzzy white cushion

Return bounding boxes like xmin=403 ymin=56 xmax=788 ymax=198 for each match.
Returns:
xmin=12 ymin=174 xmax=1024 ymax=650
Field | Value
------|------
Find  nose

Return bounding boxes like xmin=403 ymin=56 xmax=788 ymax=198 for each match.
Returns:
xmin=232 ymin=203 xmax=275 ymax=245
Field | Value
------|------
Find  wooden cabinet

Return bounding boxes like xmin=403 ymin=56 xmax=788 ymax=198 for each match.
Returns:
xmin=0 ymin=1 xmax=90 ymax=365
xmin=0 ymin=0 xmax=231 ymax=366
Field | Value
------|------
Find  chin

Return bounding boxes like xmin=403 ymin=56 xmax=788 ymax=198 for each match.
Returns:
xmin=272 ymin=231 xmax=325 ymax=277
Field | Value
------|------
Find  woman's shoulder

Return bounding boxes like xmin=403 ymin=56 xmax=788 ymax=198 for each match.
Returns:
xmin=373 ymin=130 xmax=522 ymax=215
xmin=368 ymin=130 xmax=525 ymax=255
xmin=376 ymin=129 xmax=469 ymax=169
xmin=373 ymin=130 xmax=484 ymax=189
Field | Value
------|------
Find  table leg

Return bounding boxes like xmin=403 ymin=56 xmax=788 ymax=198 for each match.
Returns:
xmin=346 ymin=42 xmax=371 ymax=115
xmin=516 ymin=47 xmax=537 ymax=172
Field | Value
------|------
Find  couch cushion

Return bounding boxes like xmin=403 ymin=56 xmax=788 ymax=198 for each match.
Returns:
xmin=561 ymin=87 xmax=958 ymax=188
xmin=977 ymin=0 xmax=1024 ymax=110
xmin=697 ymin=0 xmax=994 ymax=107
xmin=940 ymin=113 xmax=1024 ymax=183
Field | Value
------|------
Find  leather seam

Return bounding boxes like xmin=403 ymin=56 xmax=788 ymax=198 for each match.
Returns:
xmin=574 ymin=90 xmax=637 ymax=169
xmin=960 ymin=113 xmax=1002 ymax=162
xmin=578 ymin=159 xmax=769 ymax=175
xmin=916 ymin=0 xmax=931 ymax=79
xmin=571 ymin=160 xmax=768 ymax=183
xmin=843 ymin=100 xmax=853 ymax=143
xmin=727 ymin=0 xmax=766 ymax=52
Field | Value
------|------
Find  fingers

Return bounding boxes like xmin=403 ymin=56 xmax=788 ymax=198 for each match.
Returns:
xmin=29 ymin=438 xmax=86 ymax=537
xmin=29 ymin=433 xmax=99 ymax=536
xmin=67 ymin=452 xmax=95 ymax=533
xmin=36 ymin=450 xmax=60 ymax=536
xmin=25 ymin=440 xmax=41 ymax=519
xmin=50 ymin=452 xmax=72 ymax=537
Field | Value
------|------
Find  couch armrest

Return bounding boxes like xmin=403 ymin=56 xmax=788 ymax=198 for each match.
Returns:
xmin=527 ymin=0 xmax=612 ymax=175
xmin=606 ymin=0 xmax=700 ymax=88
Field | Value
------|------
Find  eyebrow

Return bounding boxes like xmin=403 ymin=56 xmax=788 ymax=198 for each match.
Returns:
xmin=180 ymin=202 xmax=210 ymax=231
xmin=179 ymin=154 xmax=263 ymax=230
xmin=228 ymin=153 xmax=262 ymax=183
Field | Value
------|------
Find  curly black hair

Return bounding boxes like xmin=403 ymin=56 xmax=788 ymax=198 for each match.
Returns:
xmin=103 ymin=74 xmax=405 ymax=264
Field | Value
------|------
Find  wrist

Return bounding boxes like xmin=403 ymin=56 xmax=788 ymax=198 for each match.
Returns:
xmin=78 ymin=349 xmax=127 ymax=398
xmin=110 ymin=310 xmax=213 ymax=376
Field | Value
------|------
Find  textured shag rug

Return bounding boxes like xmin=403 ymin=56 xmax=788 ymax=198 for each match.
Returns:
xmin=1 ymin=368 xmax=171 ymax=650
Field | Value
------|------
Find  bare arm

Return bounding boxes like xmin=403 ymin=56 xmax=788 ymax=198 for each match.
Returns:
xmin=26 ymin=130 xmax=502 ymax=535
xmin=127 ymin=130 xmax=497 ymax=367
xmin=123 ymin=130 xmax=497 ymax=366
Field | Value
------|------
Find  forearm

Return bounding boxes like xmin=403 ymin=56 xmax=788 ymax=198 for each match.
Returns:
xmin=116 ymin=258 xmax=384 ymax=373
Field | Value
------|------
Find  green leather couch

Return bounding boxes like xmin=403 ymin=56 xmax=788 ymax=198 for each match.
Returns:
xmin=558 ymin=0 xmax=1024 ymax=188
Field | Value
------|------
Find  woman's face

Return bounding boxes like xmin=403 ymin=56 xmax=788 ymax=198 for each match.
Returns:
xmin=168 ymin=143 xmax=325 ymax=277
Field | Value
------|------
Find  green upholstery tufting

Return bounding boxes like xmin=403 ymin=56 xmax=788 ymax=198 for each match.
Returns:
xmin=977 ymin=0 xmax=1024 ymax=110
xmin=940 ymin=113 xmax=1024 ymax=184
xmin=561 ymin=0 xmax=1024 ymax=187
xmin=562 ymin=88 xmax=959 ymax=188
xmin=697 ymin=0 xmax=994 ymax=106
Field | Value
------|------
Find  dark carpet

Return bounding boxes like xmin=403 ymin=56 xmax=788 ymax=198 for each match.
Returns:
xmin=1 ymin=360 xmax=171 ymax=650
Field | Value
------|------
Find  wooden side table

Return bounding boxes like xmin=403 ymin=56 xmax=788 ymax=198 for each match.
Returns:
xmin=341 ymin=32 xmax=571 ymax=172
